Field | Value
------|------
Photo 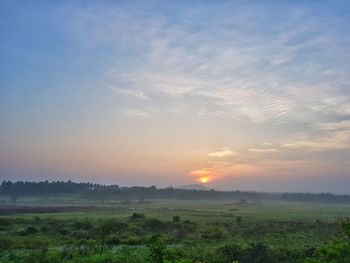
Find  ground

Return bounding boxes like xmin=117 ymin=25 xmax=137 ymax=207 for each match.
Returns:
xmin=0 ymin=196 xmax=350 ymax=262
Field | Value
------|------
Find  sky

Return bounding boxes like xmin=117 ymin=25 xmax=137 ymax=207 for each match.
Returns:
xmin=1 ymin=0 xmax=350 ymax=193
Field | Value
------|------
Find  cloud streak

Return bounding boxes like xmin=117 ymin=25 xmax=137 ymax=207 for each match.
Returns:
xmin=208 ymin=148 xmax=234 ymax=158
xmin=121 ymin=109 xmax=150 ymax=118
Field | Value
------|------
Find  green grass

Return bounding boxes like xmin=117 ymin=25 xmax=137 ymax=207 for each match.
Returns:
xmin=1 ymin=197 xmax=350 ymax=262
xmin=11 ymin=198 xmax=349 ymax=221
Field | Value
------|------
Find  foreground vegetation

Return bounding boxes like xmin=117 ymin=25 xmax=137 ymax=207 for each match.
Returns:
xmin=0 ymin=199 xmax=350 ymax=263
xmin=0 ymin=181 xmax=350 ymax=262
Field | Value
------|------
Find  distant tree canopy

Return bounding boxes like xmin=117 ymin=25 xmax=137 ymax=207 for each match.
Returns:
xmin=1 ymin=180 xmax=350 ymax=203
xmin=0 ymin=180 xmax=94 ymax=196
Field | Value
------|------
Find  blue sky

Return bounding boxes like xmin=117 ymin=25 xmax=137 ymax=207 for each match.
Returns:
xmin=1 ymin=0 xmax=350 ymax=193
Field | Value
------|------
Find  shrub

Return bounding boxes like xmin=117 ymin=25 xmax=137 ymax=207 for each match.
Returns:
xmin=0 ymin=217 xmax=13 ymax=226
xmin=148 ymin=234 xmax=167 ymax=263
xmin=217 ymin=243 xmax=244 ymax=262
xmin=18 ymin=226 xmax=38 ymax=236
xmin=22 ymin=236 xmax=49 ymax=249
xmin=173 ymin=215 xmax=181 ymax=222
xmin=305 ymin=241 xmax=350 ymax=263
xmin=246 ymin=242 xmax=273 ymax=263
xmin=131 ymin=213 xmax=145 ymax=220
xmin=73 ymin=220 xmax=93 ymax=230
xmin=146 ymin=218 xmax=163 ymax=229
xmin=200 ymin=226 xmax=224 ymax=240
xmin=164 ymin=246 xmax=190 ymax=262
xmin=0 ymin=237 xmax=14 ymax=250
xmin=173 ymin=223 xmax=196 ymax=240
xmin=106 ymin=235 xmax=120 ymax=245
xmin=122 ymin=236 xmax=146 ymax=245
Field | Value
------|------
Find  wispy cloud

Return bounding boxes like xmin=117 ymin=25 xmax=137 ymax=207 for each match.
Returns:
xmin=99 ymin=6 xmax=349 ymax=126
xmin=249 ymin=148 xmax=278 ymax=153
xmin=114 ymin=88 xmax=149 ymax=100
xmin=283 ymin=120 xmax=350 ymax=151
xmin=65 ymin=2 xmax=350 ymax=126
xmin=39 ymin=1 xmax=350 ymax=187
xmin=121 ymin=109 xmax=150 ymax=118
xmin=208 ymin=148 xmax=234 ymax=158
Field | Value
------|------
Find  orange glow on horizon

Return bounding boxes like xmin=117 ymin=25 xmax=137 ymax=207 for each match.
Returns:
xmin=199 ymin=176 xmax=209 ymax=183
xmin=189 ymin=168 xmax=215 ymax=184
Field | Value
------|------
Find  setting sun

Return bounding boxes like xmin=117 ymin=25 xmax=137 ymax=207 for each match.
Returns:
xmin=199 ymin=176 xmax=209 ymax=183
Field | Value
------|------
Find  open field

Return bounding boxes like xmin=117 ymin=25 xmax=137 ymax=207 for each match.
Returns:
xmin=1 ymin=197 xmax=350 ymax=263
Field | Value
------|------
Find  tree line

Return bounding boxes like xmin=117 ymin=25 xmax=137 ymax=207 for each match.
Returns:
xmin=1 ymin=180 xmax=350 ymax=203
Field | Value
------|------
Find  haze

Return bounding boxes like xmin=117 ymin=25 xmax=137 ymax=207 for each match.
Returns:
xmin=1 ymin=0 xmax=350 ymax=193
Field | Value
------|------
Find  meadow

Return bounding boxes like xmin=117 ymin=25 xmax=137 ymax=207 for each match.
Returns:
xmin=0 ymin=196 xmax=350 ymax=263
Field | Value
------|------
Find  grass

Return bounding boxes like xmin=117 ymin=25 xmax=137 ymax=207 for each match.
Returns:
xmin=1 ymin=197 xmax=350 ymax=262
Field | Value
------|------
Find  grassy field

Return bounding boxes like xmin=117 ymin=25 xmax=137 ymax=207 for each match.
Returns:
xmin=0 ymin=197 xmax=350 ymax=262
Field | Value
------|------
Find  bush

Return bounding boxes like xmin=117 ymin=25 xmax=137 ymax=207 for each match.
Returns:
xmin=200 ymin=226 xmax=225 ymax=240
xmin=122 ymin=236 xmax=146 ymax=245
xmin=304 ymin=241 xmax=350 ymax=263
xmin=173 ymin=215 xmax=181 ymax=222
xmin=146 ymin=218 xmax=163 ymax=229
xmin=18 ymin=226 xmax=38 ymax=236
xmin=164 ymin=246 xmax=191 ymax=262
xmin=148 ymin=234 xmax=167 ymax=263
xmin=0 ymin=237 xmax=14 ymax=250
xmin=106 ymin=235 xmax=121 ymax=245
xmin=73 ymin=220 xmax=93 ymax=230
xmin=21 ymin=236 xmax=49 ymax=249
xmin=0 ymin=217 xmax=13 ymax=226
xmin=246 ymin=242 xmax=273 ymax=263
xmin=131 ymin=213 xmax=145 ymax=220
xmin=217 ymin=243 xmax=244 ymax=262
xmin=174 ymin=223 xmax=195 ymax=239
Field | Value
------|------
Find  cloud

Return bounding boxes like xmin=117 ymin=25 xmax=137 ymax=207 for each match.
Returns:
xmin=121 ymin=109 xmax=150 ymax=118
xmin=115 ymin=11 xmax=347 ymax=125
xmin=63 ymin=1 xmax=350 ymax=175
xmin=114 ymin=88 xmax=149 ymax=100
xmin=283 ymin=120 xmax=350 ymax=151
xmin=248 ymin=148 xmax=278 ymax=153
xmin=189 ymin=169 xmax=211 ymax=177
xmin=317 ymin=120 xmax=350 ymax=131
xmin=67 ymin=2 xmax=350 ymax=126
xmin=208 ymin=148 xmax=234 ymax=158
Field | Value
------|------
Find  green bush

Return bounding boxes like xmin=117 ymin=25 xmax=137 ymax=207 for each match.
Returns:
xmin=304 ymin=241 xmax=350 ymax=263
xmin=246 ymin=242 xmax=273 ymax=263
xmin=200 ymin=226 xmax=225 ymax=240
xmin=173 ymin=215 xmax=181 ymax=223
xmin=217 ymin=243 xmax=244 ymax=262
xmin=130 ymin=213 xmax=145 ymax=220
xmin=148 ymin=234 xmax=167 ymax=263
xmin=21 ymin=236 xmax=49 ymax=249
xmin=0 ymin=217 xmax=13 ymax=226
xmin=0 ymin=237 xmax=14 ymax=250
xmin=18 ymin=226 xmax=38 ymax=236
